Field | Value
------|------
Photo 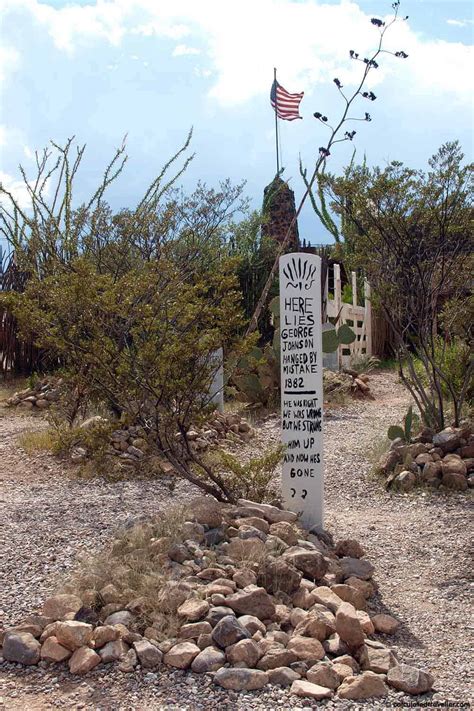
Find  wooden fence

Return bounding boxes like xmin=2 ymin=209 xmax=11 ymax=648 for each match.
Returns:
xmin=326 ymin=263 xmax=372 ymax=367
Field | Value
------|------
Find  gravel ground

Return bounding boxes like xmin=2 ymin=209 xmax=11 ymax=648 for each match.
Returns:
xmin=1 ymin=371 xmax=473 ymax=710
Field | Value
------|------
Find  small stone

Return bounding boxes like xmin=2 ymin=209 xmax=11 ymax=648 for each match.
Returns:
xmin=267 ymin=666 xmax=301 ymax=686
xmin=235 ymin=516 xmax=270 ymax=533
xmin=290 ymin=680 xmax=333 ymax=699
xmin=54 ymin=621 xmax=93 ymax=651
xmin=345 ymin=577 xmax=374 ymax=599
xmin=356 ymin=609 xmax=375 ymax=634
xmin=133 ymin=640 xmax=163 ymax=668
xmin=371 ymin=613 xmax=400 ymax=635
xmin=190 ymin=496 xmax=223 ymax=527
xmin=42 ymin=594 xmax=83 ymax=621
xmin=3 ymin=631 xmax=41 ymax=665
xmin=306 ymin=661 xmax=340 ymax=689
xmin=396 ymin=470 xmax=416 ymax=491
xmin=333 ymin=662 xmax=355 ymax=680
xmin=214 ymin=667 xmax=269 ymax=690
xmin=287 ymin=636 xmax=325 ymax=662
xmin=163 ymin=641 xmax=200 ymax=669
xmin=226 ymin=537 xmax=266 ymax=559
xmin=211 ymin=615 xmax=250 ymax=648
xmin=226 ymin=638 xmax=261 ymax=666
xmin=293 ymin=614 xmax=327 ymax=641
xmin=69 ymin=647 xmax=101 ymax=675
xmin=191 ymin=646 xmax=226 ymax=672
xmin=323 ymin=633 xmax=350 ymax=656
xmin=331 ymin=584 xmax=366 ymax=610
xmin=177 ymin=598 xmax=210 ymax=622
xmin=205 ymin=606 xmax=235 ymax=626
xmin=442 ymin=469 xmax=468 ymax=490
xmin=269 ymin=522 xmax=299 ymax=546
xmin=387 ymin=664 xmax=434 ymax=694
xmin=257 ymin=557 xmax=301 ymax=595
xmin=197 ymin=633 xmax=213 ymax=650
xmin=337 ymin=671 xmax=388 ymax=699
xmin=40 ymin=636 xmax=71 ymax=663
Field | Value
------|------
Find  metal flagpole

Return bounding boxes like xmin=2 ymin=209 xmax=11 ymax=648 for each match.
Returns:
xmin=274 ymin=67 xmax=280 ymax=176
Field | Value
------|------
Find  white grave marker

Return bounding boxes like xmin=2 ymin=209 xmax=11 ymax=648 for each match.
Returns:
xmin=279 ymin=253 xmax=324 ymax=528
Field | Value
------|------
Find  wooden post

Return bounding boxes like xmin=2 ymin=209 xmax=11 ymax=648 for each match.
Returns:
xmin=364 ymin=279 xmax=372 ymax=356
xmin=280 ymin=253 xmax=324 ymax=528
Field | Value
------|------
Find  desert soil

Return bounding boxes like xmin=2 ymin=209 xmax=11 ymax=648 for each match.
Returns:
xmin=0 ymin=370 xmax=472 ymax=710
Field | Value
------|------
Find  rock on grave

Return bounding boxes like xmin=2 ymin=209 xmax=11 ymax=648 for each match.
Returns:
xmin=42 ymin=594 xmax=83 ymax=620
xmin=133 ymin=640 xmax=163 ymax=668
xmin=387 ymin=664 xmax=434 ymax=695
xmin=40 ymin=636 xmax=71 ymax=662
xmin=336 ymin=603 xmax=365 ymax=648
xmin=214 ymin=667 xmax=269 ymax=691
xmin=337 ymin=671 xmax=388 ymax=699
xmin=225 ymin=586 xmax=276 ymax=620
xmin=290 ymin=680 xmax=333 ymax=699
xmin=2 ymin=631 xmax=41 ymax=665
xmin=54 ymin=621 xmax=93 ymax=650
xmin=211 ymin=615 xmax=250 ymax=648
xmin=284 ymin=549 xmax=328 ymax=580
xmin=267 ymin=666 xmax=301 ymax=686
xmin=69 ymin=647 xmax=101 ymax=675
xmin=371 ymin=613 xmax=400 ymax=635
xmin=191 ymin=646 xmax=226 ymax=673
xmin=163 ymin=642 xmax=200 ymax=669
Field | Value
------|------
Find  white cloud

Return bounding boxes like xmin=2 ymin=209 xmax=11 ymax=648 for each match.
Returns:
xmin=0 ymin=171 xmax=33 ymax=210
xmin=446 ymin=19 xmax=473 ymax=28
xmin=172 ymin=44 xmax=200 ymax=57
xmin=0 ymin=45 xmax=21 ymax=84
xmin=1 ymin=0 xmax=472 ymax=109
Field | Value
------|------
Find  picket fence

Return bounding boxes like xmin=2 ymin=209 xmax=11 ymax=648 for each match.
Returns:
xmin=325 ymin=263 xmax=372 ymax=368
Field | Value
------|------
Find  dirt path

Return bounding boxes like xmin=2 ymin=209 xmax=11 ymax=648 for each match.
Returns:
xmin=1 ymin=371 xmax=472 ymax=709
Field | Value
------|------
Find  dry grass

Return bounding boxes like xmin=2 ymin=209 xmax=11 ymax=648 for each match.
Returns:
xmin=64 ymin=504 xmax=202 ymax=636
xmin=17 ymin=428 xmax=56 ymax=453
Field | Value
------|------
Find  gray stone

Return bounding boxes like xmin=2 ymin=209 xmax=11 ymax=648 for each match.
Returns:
xmin=3 ymin=631 xmax=41 ymax=665
xmin=211 ymin=615 xmax=250 ymax=648
xmin=225 ymin=586 xmax=276 ymax=620
xmin=339 ymin=557 xmax=375 ymax=581
xmin=103 ymin=610 xmax=134 ymax=627
xmin=214 ymin=667 xmax=269 ymax=690
xmin=267 ymin=666 xmax=301 ymax=686
xmin=191 ymin=646 xmax=225 ymax=672
xmin=133 ymin=639 xmax=163 ymax=668
xmin=387 ymin=664 xmax=434 ymax=695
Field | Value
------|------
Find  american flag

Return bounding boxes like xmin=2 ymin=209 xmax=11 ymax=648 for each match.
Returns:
xmin=270 ymin=79 xmax=304 ymax=121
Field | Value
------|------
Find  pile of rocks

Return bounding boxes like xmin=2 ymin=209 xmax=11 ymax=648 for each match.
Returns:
xmin=5 ymin=378 xmax=61 ymax=410
xmin=0 ymin=497 xmax=434 ymax=701
xmin=378 ymin=423 xmax=474 ymax=492
xmin=106 ymin=412 xmax=254 ymax=466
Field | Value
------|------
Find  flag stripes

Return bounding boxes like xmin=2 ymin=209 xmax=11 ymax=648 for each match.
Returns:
xmin=270 ymin=79 xmax=304 ymax=121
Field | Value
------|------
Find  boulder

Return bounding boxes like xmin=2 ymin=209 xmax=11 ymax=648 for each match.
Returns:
xmin=163 ymin=641 xmax=200 ymax=669
xmin=286 ymin=636 xmax=325 ymax=662
xmin=293 ymin=613 xmax=327 ymax=641
xmin=337 ymin=671 xmax=388 ymax=699
xmin=40 ymin=636 xmax=72 ymax=662
xmin=54 ymin=621 xmax=93 ymax=651
xmin=225 ymin=586 xmax=275 ymax=620
xmin=387 ymin=664 xmax=434 ymax=695
xmin=42 ymin=594 xmax=83 ymax=620
xmin=336 ymin=603 xmax=365 ymax=647
xmin=211 ymin=615 xmax=250 ymax=648
xmin=133 ymin=639 xmax=163 ymax=668
xmin=226 ymin=638 xmax=261 ymax=666
xmin=237 ymin=499 xmax=298 ymax=524
xmin=205 ymin=606 xmax=235 ymax=626
xmin=442 ymin=470 xmax=468 ymax=490
xmin=235 ymin=516 xmax=270 ymax=533
xmin=323 ymin=633 xmax=350 ymax=657
xmin=306 ymin=661 xmax=341 ymax=689
xmin=345 ymin=577 xmax=374 ymax=599
xmin=290 ymin=680 xmax=333 ymax=699
xmin=191 ymin=646 xmax=226 ymax=672
xmin=69 ymin=647 xmax=101 ymax=675
xmin=2 ymin=631 xmax=41 ymax=665
xmin=189 ymin=496 xmax=223 ymax=527
xmin=118 ymin=648 xmax=137 ymax=672
xmin=214 ymin=667 xmax=269 ymax=690
xmin=103 ymin=610 xmax=134 ymax=627
xmin=421 ymin=461 xmax=442 ymax=486
xmin=396 ymin=470 xmax=416 ymax=491
xmin=233 ymin=569 xmax=257 ymax=588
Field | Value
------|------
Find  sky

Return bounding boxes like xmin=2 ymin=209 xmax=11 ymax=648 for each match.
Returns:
xmin=0 ymin=0 xmax=473 ymax=248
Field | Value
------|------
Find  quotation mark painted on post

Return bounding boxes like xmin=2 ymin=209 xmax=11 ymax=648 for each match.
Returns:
xmin=290 ymin=488 xmax=308 ymax=499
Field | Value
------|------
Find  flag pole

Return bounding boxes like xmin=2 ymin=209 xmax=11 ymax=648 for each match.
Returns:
xmin=274 ymin=67 xmax=280 ymax=176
